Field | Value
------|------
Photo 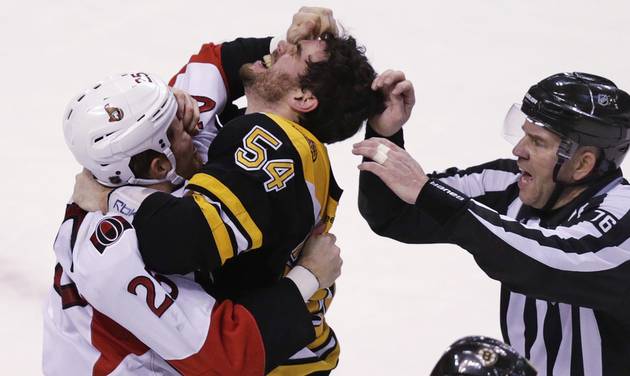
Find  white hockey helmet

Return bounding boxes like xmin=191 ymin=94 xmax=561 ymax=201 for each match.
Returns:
xmin=63 ymin=72 xmax=183 ymax=187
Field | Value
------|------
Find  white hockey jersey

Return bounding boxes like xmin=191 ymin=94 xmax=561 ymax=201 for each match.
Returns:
xmin=43 ymin=37 xmax=321 ymax=375
xmin=43 ymin=41 xmax=236 ymax=374
xmin=42 ymin=202 xmax=268 ymax=375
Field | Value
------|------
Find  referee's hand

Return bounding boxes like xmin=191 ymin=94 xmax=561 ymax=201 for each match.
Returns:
xmin=353 ymin=137 xmax=428 ymax=204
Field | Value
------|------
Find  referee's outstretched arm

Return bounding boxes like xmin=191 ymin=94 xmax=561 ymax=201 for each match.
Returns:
xmin=358 ymin=131 xmax=630 ymax=322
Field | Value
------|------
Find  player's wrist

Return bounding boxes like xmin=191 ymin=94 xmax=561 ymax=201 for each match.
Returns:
xmin=286 ymin=265 xmax=319 ymax=301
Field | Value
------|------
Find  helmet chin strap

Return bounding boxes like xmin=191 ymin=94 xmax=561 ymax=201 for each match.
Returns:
xmin=541 ymin=138 xmax=582 ymax=211
xmin=541 ymin=160 xmax=568 ymax=212
xmin=163 ymin=149 xmax=184 ymax=185
xmin=542 ymin=166 xmax=605 ymax=212
xmin=127 ymin=148 xmax=184 ymax=187
xmin=128 ymin=176 xmax=171 ymax=186
xmin=541 ymin=139 xmax=603 ymax=211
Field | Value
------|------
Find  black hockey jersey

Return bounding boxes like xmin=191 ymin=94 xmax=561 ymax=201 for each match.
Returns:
xmin=133 ymin=113 xmax=342 ymax=374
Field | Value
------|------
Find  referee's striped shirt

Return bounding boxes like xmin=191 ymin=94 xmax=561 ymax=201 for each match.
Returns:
xmin=358 ymin=129 xmax=630 ymax=375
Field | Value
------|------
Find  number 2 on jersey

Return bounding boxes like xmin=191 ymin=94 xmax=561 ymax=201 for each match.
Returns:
xmin=235 ymin=125 xmax=295 ymax=192
xmin=127 ymin=273 xmax=179 ymax=318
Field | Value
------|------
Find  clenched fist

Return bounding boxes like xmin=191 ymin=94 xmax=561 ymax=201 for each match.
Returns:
xmin=287 ymin=6 xmax=339 ymax=44
xmin=298 ymin=232 xmax=342 ymax=289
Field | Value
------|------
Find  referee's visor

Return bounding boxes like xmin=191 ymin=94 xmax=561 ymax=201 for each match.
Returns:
xmin=502 ymin=103 xmax=551 ymax=146
xmin=502 ymin=103 xmax=527 ymax=145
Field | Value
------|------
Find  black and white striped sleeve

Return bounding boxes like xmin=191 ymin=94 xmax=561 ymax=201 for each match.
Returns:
xmin=358 ymin=126 xmax=520 ymax=242
xmin=431 ymin=159 xmax=520 ymax=208
xmin=417 ymin=179 xmax=630 ymax=316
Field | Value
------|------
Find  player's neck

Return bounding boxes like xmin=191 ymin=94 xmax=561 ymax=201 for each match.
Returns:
xmin=146 ymin=181 xmax=175 ymax=194
xmin=245 ymin=96 xmax=300 ymax=123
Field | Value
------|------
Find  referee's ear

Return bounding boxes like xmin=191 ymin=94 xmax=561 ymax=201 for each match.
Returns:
xmin=570 ymin=146 xmax=599 ymax=181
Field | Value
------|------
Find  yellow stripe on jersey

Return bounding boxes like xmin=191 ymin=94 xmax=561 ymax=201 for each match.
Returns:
xmin=265 ymin=113 xmax=331 ymax=223
xmin=269 ymin=347 xmax=339 ymax=376
xmin=309 ymin=321 xmax=333 ymax=348
xmin=269 ymin=326 xmax=340 ymax=375
xmin=191 ymin=192 xmax=234 ymax=264
xmin=321 ymin=196 xmax=339 ymax=234
xmin=189 ymin=174 xmax=263 ymax=250
xmin=263 ymin=114 xmax=341 ymax=374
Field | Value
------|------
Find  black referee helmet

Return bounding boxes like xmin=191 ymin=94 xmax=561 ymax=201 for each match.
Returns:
xmin=521 ymin=72 xmax=630 ymax=173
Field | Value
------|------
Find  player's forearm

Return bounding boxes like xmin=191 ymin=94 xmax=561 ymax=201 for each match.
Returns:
xmin=237 ymin=277 xmax=316 ymax=372
xmin=133 ymin=192 xmax=223 ymax=274
xmin=168 ymin=36 xmax=272 ymax=104
xmin=170 ymin=277 xmax=316 ymax=374
xmin=220 ymin=37 xmax=273 ymax=101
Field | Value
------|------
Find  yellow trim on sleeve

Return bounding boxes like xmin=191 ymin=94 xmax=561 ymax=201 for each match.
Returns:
xmin=191 ymin=192 xmax=234 ymax=265
xmin=189 ymin=174 xmax=263 ymax=250
xmin=268 ymin=329 xmax=340 ymax=375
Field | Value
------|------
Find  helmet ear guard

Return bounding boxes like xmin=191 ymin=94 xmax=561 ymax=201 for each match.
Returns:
xmin=63 ymin=72 xmax=183 ymax=187
xmin=555 ymin=137 xmax=579 ymax=167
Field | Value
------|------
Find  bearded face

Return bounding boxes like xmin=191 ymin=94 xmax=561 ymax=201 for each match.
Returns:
xmin=239 ymin=63 xmax=299 ymax=104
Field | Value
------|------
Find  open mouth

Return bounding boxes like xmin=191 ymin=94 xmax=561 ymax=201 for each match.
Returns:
xmin=518 ymin=167 xmax=534 ymax=185
xmin=263 ymin=54 xmax=273 ymax=69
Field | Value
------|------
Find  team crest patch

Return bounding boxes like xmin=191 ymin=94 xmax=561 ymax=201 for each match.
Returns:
xmin=306 ymin=138 xmax=318 ymax=162
xmin=104 ymin=104 xmax=124 ymax=122
xmin=90 ymin=216 xmax=132 ymax=253
xmin=476 ymin=348 xmax=498 ymax=367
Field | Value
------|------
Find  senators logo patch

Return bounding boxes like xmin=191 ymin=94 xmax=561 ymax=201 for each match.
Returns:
xmin=90 ymin=216 xmax=132 ymax=253
xmin=191 ymin=95 xmax=217 ymax=114
xmin=104 ymin=104 xmax=124 ymax=122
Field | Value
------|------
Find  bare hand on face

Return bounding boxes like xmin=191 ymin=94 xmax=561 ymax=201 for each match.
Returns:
xmin=369 ymin=70 xmax=415 ymax=137
xmin=298 ymin=232 xmax=342 ymax=289
xmin=352 ymin=137 xmax=428 ymax=204
xmin=72 ymin=169 xmax=112 ymax=213
xmin=172 ymin=88 xmax=200 ymax=136
xmin=287 ymin=6 xmax=339 ymax=44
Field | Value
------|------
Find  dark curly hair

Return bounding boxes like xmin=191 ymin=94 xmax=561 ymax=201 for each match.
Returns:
xmin=298 ymin=33 xmax=385 ymax=144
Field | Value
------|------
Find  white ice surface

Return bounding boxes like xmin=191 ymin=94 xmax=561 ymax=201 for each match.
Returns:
xmin=2 ymin=1 xmax=630 ymax=374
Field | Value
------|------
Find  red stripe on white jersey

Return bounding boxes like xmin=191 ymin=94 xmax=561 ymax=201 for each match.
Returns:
xmin=169 ymin=300 xmax=265 ymax=376
xmin=90 ymin=309 xmax=150 ymax=376
xmin=169 ymin=43 xmax=228 ymax=95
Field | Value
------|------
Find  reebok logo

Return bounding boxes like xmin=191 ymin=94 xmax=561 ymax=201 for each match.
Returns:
xmin=113 ymin=199 xmax=137 ymax=216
